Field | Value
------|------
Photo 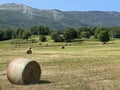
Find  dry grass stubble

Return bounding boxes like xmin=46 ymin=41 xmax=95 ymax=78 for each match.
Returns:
xmin=0 ymin=44 xmax=120 ymax=90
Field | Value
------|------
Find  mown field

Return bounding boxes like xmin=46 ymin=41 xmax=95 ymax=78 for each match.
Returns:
xmin=1 ymin=39 xmax=120 ymax=90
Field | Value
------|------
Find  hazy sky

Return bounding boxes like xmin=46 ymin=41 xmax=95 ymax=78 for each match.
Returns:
xmin=0 ymin=0 xmax=119 ymax=11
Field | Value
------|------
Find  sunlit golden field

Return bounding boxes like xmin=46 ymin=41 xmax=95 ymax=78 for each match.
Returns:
xmin=1 ymin=40 xmax=120 ymax=90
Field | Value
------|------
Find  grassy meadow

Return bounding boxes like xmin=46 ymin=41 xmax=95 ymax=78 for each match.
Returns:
xmin=1 ymin=38 xmax=120 ymax=90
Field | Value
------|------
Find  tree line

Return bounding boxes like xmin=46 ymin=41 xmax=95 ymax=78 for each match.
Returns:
xmin=1 ymin=25 xmax=120 ymax=44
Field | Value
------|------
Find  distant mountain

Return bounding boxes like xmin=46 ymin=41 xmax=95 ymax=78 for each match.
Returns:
xmin=0 ymin=3 xmax=120 ymax=29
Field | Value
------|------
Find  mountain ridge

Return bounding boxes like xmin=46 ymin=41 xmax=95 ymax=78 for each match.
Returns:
xmin=0 ymin=3 xmax=120 ymax=29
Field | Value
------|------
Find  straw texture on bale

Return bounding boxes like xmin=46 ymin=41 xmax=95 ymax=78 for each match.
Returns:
xmin=7 ymin=58 xmax=41 ymax=85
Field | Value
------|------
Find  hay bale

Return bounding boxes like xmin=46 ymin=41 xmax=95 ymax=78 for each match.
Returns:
xmin=26 ymin=47 xmax=32 ymax=54
xmin=61 ymin=46 xmax=65 ymax=49
xmin=18 ymin=44 xmax=21 ymax=47
xmin=65 ymin=43 xmax=68 ymax=46
xmin=28 ymin=46 xmax=31 ymax=49
xmin=26 ymin=49 xmax=32 ymax=54
xmin=7 ymin=58 xmax=41 ymax=85
xmin=39 ymin=43 xmax=42 ymax=45
xmin=46 ymin=44 xmax=48 ymax=46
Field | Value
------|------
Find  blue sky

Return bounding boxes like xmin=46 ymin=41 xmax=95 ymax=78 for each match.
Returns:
xmin=0 ymin=0 xmax=119 ymax=11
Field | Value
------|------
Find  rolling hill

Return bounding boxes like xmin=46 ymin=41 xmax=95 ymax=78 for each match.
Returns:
xmin=0 ymin=3 xmax=120 ymax=29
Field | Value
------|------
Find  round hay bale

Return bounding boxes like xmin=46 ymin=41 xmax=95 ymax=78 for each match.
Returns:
xmin=65 ymin=43 xmax=68 ymax=46
xmin=61 ymin=46 xmax=65 ymax=49
xmin=28 ymin=47 xmax=31 ymax=49
xmin=7 ymin=58 xmax=41 ymax=85
xmin=39 ymin=43 xmax=42 ymax=45
xmin=26 ymin=47 xmax=32 ymax=54
xmin=26 ymin=49 xmax=32 ymax=54
xmin=46 ymin=44 xmax=48 ymax=46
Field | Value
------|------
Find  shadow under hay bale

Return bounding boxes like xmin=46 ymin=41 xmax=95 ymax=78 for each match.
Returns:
xmin=28 ymin=80 xmax=52 ymax=85
xmin=7 ymin=58 xmax=41 ymax=85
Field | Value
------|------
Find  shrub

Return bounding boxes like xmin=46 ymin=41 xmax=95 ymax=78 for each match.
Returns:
xmin=39 ymin=35 xmax=46 ymax=42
